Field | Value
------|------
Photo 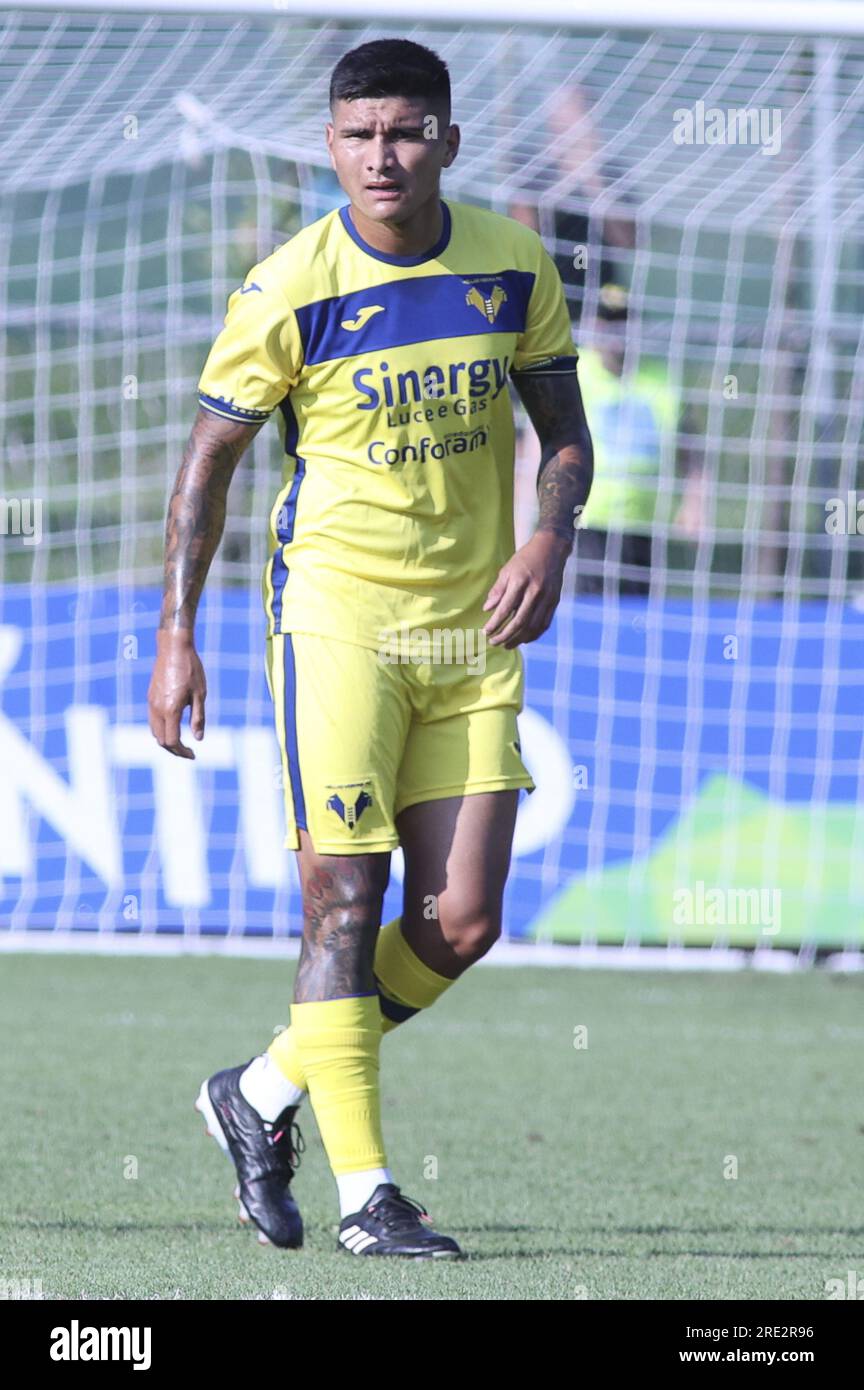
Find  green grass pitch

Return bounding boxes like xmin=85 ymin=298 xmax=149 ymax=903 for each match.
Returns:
xmin=1 ymin=953 xmax=862 ymax=1300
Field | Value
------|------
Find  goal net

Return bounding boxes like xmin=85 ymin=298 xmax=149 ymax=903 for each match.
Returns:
xmin=1 ymin=2 xmax=862 ymax=954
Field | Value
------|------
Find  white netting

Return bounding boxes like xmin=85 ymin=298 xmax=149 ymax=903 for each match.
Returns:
xmin=1 ymin=8 xmax=862 ymax=946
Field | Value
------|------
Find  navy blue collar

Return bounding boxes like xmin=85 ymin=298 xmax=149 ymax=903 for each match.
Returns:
xmin=338 ymin=199 xmax=451 ymax=265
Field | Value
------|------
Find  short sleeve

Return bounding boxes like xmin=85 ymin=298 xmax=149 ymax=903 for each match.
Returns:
xmin=197 ymin=268 xmax=302 ymax=423
xmin=511 ymin=239 xmax=578 ymax=376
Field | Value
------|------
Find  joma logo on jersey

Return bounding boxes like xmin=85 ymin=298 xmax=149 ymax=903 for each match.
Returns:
xmin=341 ymin=305 xmax=385 ymax=332
xmin=326 ymin=784 xmax=373 ymax=829
xmin=353 ymin=354 xmax=511 ymax=410
xmin=466 ymin=284 xmax=507 ymax=323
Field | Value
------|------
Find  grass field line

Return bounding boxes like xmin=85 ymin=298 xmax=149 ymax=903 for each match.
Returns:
xmin=1 ymin=930 xmax=862 ymax=973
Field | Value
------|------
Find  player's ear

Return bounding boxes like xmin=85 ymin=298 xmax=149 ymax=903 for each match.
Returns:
xmin=325 ymin=120 xmax=340 ymax=169
xmin=442 ymin=123 xmax=460 ymax=167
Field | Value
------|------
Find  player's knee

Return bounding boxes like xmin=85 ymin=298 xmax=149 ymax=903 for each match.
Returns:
xmin=441 ymin=903 xmax=502 ymax=960
xmin=313 ymin=890 xmax=382 ymax=937
xmin=300 ymin=858 xmax=387 ymax=941
xmin=295 ymin=873 xmax=385 ymax=1000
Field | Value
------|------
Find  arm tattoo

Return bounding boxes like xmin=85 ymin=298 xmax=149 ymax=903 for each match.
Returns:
xmin=512 ymin=371 xmax=594 ymax=545
xmin=159 ymin=407 xmax=263 ymax=632
xmin=293 ymin=856 xmax=390 ymax=1003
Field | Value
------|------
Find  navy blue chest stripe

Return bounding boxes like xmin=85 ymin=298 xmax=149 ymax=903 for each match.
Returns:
xmin=294 ymin=269 xmax=536 ymax=367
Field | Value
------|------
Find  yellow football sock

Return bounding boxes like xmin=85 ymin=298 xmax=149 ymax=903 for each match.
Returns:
xmin=290 ymin=994 xmax=386 ymax=1175
xmin=374 ymin=912 xmax=457 ymax=1023
xmin=268 ymin=916 xmax=455 ymax=1090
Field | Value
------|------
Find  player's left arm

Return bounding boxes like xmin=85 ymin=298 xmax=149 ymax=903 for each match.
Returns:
xmin=484 ymin=368 xmax=593 ymax=647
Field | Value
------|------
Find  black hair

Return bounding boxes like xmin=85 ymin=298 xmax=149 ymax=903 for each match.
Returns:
xmin=329 ymin=39 xmax=450 ymax=120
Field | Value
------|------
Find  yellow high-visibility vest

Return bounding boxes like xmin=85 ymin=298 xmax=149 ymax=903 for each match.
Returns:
xmin=577 ymin=349 xmax=679 ymax=532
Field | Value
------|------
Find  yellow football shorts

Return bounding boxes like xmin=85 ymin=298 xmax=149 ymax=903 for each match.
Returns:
xmin=264 ymin=630 xmax=535 ymax=854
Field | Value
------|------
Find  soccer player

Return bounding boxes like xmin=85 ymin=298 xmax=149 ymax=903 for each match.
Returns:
xmin=147 ymin=38 xmax=593 ymax=1259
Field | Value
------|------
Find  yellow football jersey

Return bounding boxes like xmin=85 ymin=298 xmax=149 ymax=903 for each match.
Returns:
xmin=197 ymin=198 xmax=577 ymax=650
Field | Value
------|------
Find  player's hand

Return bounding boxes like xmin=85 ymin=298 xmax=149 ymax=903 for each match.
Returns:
xmin=483 ymin=531 xmax=571 ymax=648
xmin=147 ymin=629 xmax=207 ymax=759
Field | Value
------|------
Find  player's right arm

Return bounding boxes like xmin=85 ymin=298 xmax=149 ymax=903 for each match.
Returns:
xmin=147 ymin=407 xmax=264 ymax=758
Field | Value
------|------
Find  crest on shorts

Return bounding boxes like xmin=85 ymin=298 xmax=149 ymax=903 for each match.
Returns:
xmin=325 ymin=781 xmax=373 ymax=830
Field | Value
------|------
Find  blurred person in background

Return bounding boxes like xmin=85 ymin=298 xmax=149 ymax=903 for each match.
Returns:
xmin=511 ymin=85 xmax=638 ymax=569
xmin=515 ymin=283 xmax=705 ymax=592
xmin=509 ymin=85 xmax=634 ymax=329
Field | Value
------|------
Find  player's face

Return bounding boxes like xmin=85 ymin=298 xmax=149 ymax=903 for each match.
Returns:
xmin=326 ymin=95 xmax=458 ymax=224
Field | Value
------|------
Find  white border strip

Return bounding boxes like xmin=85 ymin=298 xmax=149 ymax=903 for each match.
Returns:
xmin=10 ymin=1 xmax=864 ymax=38
xmin=1 ymin=931 xmax=861 ymax=971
